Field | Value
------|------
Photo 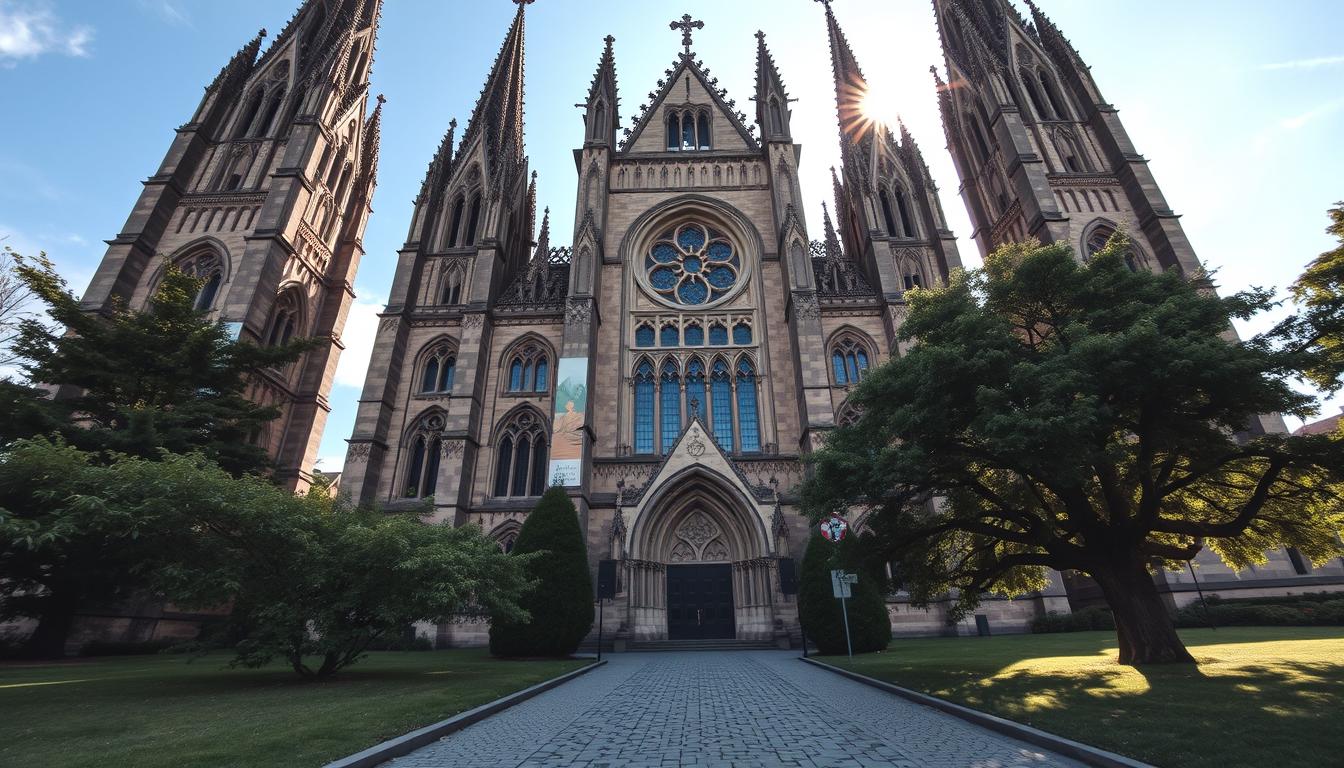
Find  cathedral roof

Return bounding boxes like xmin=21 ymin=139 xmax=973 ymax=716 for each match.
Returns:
xmin=619 ymin=38 xmax=759 ymax=154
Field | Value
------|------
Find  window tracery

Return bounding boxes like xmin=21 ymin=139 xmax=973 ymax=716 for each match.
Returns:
xmin=492 ymin=408 xmax=549 ymax=498
xmin=505 ymin=341 xmax=550 ymax=394
xmin=646 ymin=223 xmax=740 ymax=306
xmin=830 ymin=335 xmax=872 ymax=386
xmin=420 ymin=343 xmax=456 ymax=394
xmin=404 ymin=411 xmax=445 ymax=499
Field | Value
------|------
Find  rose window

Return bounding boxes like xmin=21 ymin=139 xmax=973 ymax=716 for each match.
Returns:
xmin=646 ymin=223 xmax=740 ymax=306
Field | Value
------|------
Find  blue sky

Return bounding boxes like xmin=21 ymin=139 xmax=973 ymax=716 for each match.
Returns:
xmin=1 ymin=0 xmax=1342 ymax=470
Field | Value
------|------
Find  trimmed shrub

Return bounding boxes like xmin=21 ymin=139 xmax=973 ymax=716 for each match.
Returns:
xmin=1031 ymin=606 xmax=1115 ymax=633
xmin=1174 ymin=598 xmax=1344 ymax=627
xmin=79 ymin=639 xmax=181 ymax=657
xmin=798 ymin=531 xmax=892 ymax=655
xmin=489 ymin=488 xmax=594 ymax=657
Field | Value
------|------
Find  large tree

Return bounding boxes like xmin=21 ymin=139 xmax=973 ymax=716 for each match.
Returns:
xmin=7 ymin=253 xmax=311 ymax=475
xmin=804 ymin=237 xmax=1344 ymax=665
xmin=1275 ymin=202 xmax=1344 ymax=394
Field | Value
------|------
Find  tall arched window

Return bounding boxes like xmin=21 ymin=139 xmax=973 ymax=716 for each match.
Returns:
xmin=420 ymin=343 xmax=456 ymax=394
xmin=660 ymin=324 xmax=680 ymax=347
xmin=594 ymin=103 xmax=606 ymax=141
xmin=447 ymin=197 xmax=465 ymax=247
xmin=879 ymin=189 xmax=899 ymax=235
xmin=236 ymin=89 xmax=265 ymax=139
xmin=1020 ymin=70 xmax=1051 ymax=120
xmin=660 ymin=359 xmax=681 ymax=453
xmin=736 ymin=359 xmax=760 ymax=452
xmin=492 ymin=409 xmax=548 ymax=498
xmin=967 ymin=113 xmax=991 ymax=165
xmin=894 ymin=188 xmax=914 ymax=238
xmin=259 ymin=87 xmax=287 ymax=137
xmin=174 ymin=248 xmax=224 ymax=311
xmin=770 ymin=100 xmax=783 ymax=134
xmin=709 ymin=323 xmax=728 ymax=345
xmin=635 ymin=324 xmax=656 ymax=348
xmin=681 ymin=112 xmax=695 ymax=151
xmin=1084 ymin=222 xmax=1142 ymax=272
xmin=667 ymin=114 xmax=679 ymax=151
xmin=506 ymin=342 xmax=550 ymax=393
xmin=404 ymin=412 xmax=444 ymax=498
xmin=732 ymin=322 xmax=752 ymax=345
xmin=831 ymin=336 xmax=871 ymax=386
xmin=710 ymin=359 xmax=733 ymax=451
xmin=684 ymin=323 xmax=704 ymax=346
xmin=685 ymin=358 xmax=707 ymax=422
xmin=634 ymin=360 xmax=655 ymax=454
xmin=1040 ymin=71 xmax=1067 ymax=120
xmin=465 ymin=193 xmax=482 ymax=245
xmin=697 ymin=113 xmax=710 ymax=150
xmin=266 ymin=290 xmax=302 ymax=347
xmin=441 ymin=265 xmax=464 ymax=305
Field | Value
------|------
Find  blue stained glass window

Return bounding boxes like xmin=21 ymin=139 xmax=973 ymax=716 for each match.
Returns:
xmin=684 ymin=324 xmax=704 ymax=345
xmin=652 ymin=243 xmax=678 ymax=263
xmin=422 ymin=359 xmax=439 ymax=393
xmin=707 ymin=267 xmax=735 ymax=289
xmin=439 ymin=357 xmax=456 ymax=392
xmin=678 ymin=281 xmax=708 ymax=304
xmin=533 ymin=359 xmax=548 ymax=391
xmin=736 ymin=360 xmax=760 ymax=452
xmin=709 ymin=324 xmax=728 ymax=345
xmin=707 ymin=241 xmax=732 ymax=261
xmin=660 ymin=325 xmax=679 ymax=347
xmin=686 ymin=359 xmax=707 ymax=422
xmin=832 ymin=352 xmax=848 ymax=385
xmin=732 ymin=322 xmax=752 ymax=345
xmin=845 ymin=354 xmax=858 ymax=383
xmin=660 ymin=362 xmax=681 ymax=453
xmin=651 ymin=267 xmax=678 ymax=291
xmin=509 ymin=359 xmax=524 ymax=391
xmin=711 ymin=361 xmax=733 ymax=451
xmin=683 ymin=256 xmax=703 ymax=273
xmin=635 ymin=325 xmax=655 ymax=348
xmin=678 ymin=226 xmax=706 ymax=251
xmin=634 ymin=363 xmax=654 ymax=454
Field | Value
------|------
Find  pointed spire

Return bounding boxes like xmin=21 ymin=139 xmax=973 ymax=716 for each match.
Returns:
xmin=461 ymin=1 xmax=529 ymax=165
xmin=532 ymin=206 xmax=551 ymax=263
xmin=526 ymin=170 xmax=538 ymax=245
xmin=417 ymin=118 xmax=457 ymax=204
xmin=209 ymin=28 xmax=265 ymax=92
xmin=817 ymin=0 xmax=872 ymax=146
xmin=821 ymin=200 xmax=844 ymax=260
xmin=754 ymin=30 xmax=792 ymax=140
xmin=360 ymin=93 xmax=384 ymax=185
xmin=1022 ymin=0 xmax=1088 ymax=73
xmin=582 ymin=34 xmax=619 ymax=147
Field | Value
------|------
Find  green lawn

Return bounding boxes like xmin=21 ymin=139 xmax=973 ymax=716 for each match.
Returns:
xmin=825 ymin=627 xmax=1344 ymax=768
xmin=0 ymin=650 xmax=589 ymax=768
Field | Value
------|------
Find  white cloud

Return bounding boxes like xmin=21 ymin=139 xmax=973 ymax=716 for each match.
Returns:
xmin=334 ymin=297 xmax=382 ymax=388
xmin=0 ymin=1 xmax=93 ymax=63
xmin=1279 ymin=100 xmax=1343 ymax=131
xmin=135 ymin=0 xmax=189 ymax=26
xmin=1259 ymin=54 xmax=1344 ymax=71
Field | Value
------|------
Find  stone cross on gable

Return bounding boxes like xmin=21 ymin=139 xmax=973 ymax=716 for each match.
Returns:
xmin=669 ymin=14 xmax=704 ymax=53
xmin=813 ymin=0 xmax=833 ymax=9
xmin=513 ymin=0 xmax=535 ymax=6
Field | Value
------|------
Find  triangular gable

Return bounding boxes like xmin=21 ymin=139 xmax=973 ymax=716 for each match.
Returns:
xmin=622 ymin=56 xmax=759 ymax=155
xmin=636 ymin=418 xmax=766 ymax=511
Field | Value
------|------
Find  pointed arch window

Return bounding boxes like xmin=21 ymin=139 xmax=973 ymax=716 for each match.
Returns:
xmin=967 ymin=113 xmax=991 ymax=165
xmin=879 ymin=189 xmax=899 ymax=236
xmin=635 ymin=324 xmax=656 ymax=348
xmin=709 ymin=323 xmax=729 ymax=345
xmin=1084 ymin=222 xmax=1142 ymax=272
xmin=736 ymin=359 xmax=760 ymax=453
xmin=681 ymin=113 xmax=695 ymax=151
xmin=259 ymin=87 xmax=287 ymax=137
xmin=447 ymin=197 xmax=466 ymax=248
xmin=465 ymin=193 xmax=482 ymax=246
xmin=697 ymin=113 xmax=710 ymax=150
xmin=894 ymin=188 xmax=914 ymax=238
xmin=660 ymin=324 xmax=680 ymax=347
xmin=492 ymin=409 xmax=548 ymax=498
xmin=660 ymin=359 xmax=682 ymax=453
xmin=684 ymin=323 xmax=704 ymax=346
xmin=237 ymin=89 xmax=265 ymax=139
xmin=441 ymin=264 xmax=464 ymax=305
xmin=420 ymin=344 xmax=456 ymax=394
xmin=685 ymin=358 xmax=707 ymax=422
xmin=266 ymin=290 xmax=302 ymax=347
xmin=1020 ymin=69 xmax=1051 ymax=120
xmin=1040 ymin=71 xmax=1068 ymax=120
xmin=667 ymin=110 xmax=712 ymax=152
xmin=732 ymin=322 xmax=752 ymax=345
xmin=506 ymin=342 xmax=550 ymax=393
xmin=634 ymin=361 xmax=655 ymax=454
xmin=666 ymin=115 xmax=680 ymax=151
xmin=175 ymin=249 xmax=224 ymax=311
xmin=831 ymin=336 xmax=871 ymax=386
xmin=594 ymin=102 xmax=606 ymax=141
xmin=710 ymin=359 xmax=733 ymax=451
xmin=770 ymin=99 xmax=783 ymax=134
xmin=404 ymin=412 xmax=445 ymax=498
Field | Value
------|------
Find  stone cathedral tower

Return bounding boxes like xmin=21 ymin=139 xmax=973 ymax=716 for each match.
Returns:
xmin=342 ymin=2 xmax=992 ymax=647
xmin=81 ymin=0 xmax=384 ymax=489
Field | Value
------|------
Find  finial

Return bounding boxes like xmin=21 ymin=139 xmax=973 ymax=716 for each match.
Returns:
xmin=376 ymin=93 xmax=386 ymax=106
xmin=449 ymin=117 xmax=458 ymax=129
xmin=604 ymin=34 xmax=615 ymax=45
xmin=813 ymin=0 xmax=832 ymax=11
xmin=259 ymin=28 xmax=267 ymax=38
xmin=513 ymin=0 xmax=535 ymax=6
xmin=532 ymin=169 xmax=538 ymax=180
xmin=755 ymin=30 xmax=765 ymax=41
xmin=669 ymin=13 xmax=705 ymax=54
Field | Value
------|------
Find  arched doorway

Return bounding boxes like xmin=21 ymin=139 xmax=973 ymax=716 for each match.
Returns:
xmin=626 ymin=468 xmax=775 ymax=641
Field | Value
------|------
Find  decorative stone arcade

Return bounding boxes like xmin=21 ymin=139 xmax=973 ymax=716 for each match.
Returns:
xmin=617 ymin=420 xmax=786 ymax=643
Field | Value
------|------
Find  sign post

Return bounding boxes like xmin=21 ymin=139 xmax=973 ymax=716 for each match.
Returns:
xmin=830 ymin=569 xmax=858 ymax=659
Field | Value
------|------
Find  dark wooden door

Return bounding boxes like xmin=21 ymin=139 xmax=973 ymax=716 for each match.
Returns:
xmin=666 ymin=564 xmax=735 ymax=640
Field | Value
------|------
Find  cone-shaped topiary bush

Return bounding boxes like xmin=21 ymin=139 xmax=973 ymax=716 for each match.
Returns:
xmin=797 ymin=530 xmax=892 ymax=655
xmin=489 ymin=487 xmax=595 ymax=657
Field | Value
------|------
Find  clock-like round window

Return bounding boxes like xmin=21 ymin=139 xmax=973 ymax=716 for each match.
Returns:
xmin=645 ymin=223 xmax=741 ymax=307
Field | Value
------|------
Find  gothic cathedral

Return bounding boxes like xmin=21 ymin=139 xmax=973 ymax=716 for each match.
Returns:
xmin=85 ymin=0 xmax=1340 ymax=645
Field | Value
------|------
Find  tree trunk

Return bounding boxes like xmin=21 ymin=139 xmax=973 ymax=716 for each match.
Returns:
xmin=22 ymin=590 xmax=79 ymax=659
xmin=1089 ymin=556 xmax=1195 ymax=665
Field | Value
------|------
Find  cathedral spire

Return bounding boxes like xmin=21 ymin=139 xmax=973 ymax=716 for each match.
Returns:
xmin=1021 ymin=0 xmax=1091 ymax=81
xmin=532 ymin=205 xmax=551 ymax=264
xmin=360 ymin=93 xmax=384 ymax=187
xmin=582 ymin=34 xmax=619 ymax=147
xmin=821 ymin=200 xmax=844 ymax=260
xmin=208 ymin=28 xmax=265 ymax=93
xmin=816 ymin=0 xmax=869 ymax=145
xmin=461 ymin=0 xmax=530 ymax=164
xmin=754 ymin=30 xmax=793 ymax=141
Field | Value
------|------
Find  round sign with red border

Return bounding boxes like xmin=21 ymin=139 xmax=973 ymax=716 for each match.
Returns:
xmin=819 ymin=515 xmax=849 ymax=542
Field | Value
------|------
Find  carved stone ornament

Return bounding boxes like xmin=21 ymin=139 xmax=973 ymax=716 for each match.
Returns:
xmin=687 ymin=437 xmax=706 ymax=457
xmin=461 ymin=313 xmax=485 ymax=330
xmin=793 ymin=290 xmax=820 ymax=320
xmin=565 ymin=297 xmax=593 ymax=326
xmin=377 ymin=316 xmax=399 ymax=334
xmin=440 ymin=440 xmax=464 ymax=459
xmin=676 ymin=511 xmax=720 ymax=551
xmin=346 ymin=442 xmax=372 ymax=463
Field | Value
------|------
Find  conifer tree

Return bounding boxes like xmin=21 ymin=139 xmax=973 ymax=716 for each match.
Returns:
xmin=797 ymin=530 xmax=892 ymax=655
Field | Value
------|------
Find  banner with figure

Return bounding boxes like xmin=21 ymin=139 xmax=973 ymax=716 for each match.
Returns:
xmin=548 ymin=357 xmax=589 ymax=487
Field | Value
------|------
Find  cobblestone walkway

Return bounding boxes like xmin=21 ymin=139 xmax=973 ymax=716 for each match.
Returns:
xmin=387 ymin=651 xmax=1085 ymax=768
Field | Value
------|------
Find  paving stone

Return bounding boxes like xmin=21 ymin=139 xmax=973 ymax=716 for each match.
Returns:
xmin=385 ymin=651 xmax=1085 ymax=768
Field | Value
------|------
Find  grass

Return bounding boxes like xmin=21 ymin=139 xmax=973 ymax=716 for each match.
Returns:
xmin=823 ymin=627 xmax=1344 ymax=768
xmin=0 ymin=649 xmax=589 ymax=768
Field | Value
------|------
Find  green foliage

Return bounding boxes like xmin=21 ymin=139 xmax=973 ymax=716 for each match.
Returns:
xmin=0 ymin=439 xmax=529 ymax=675
xmin=489 ymin=487 xmax=594 ymax=657
xmin=1274 ymin=203 xmax=1344 ymax=393
xmin=804 ymin=235 xmax=1344 ymax=664
xmin=1031 ymin=607 xmax=1117 ymax=634
xmin=1172 ymin=597 xmax=1344 ymax=627
xmin=5 ymin=251 xmax=313 ymax=475
xmin=798 ymin=531 xmax=892 ymax=655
